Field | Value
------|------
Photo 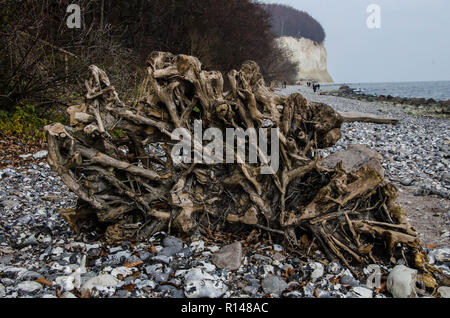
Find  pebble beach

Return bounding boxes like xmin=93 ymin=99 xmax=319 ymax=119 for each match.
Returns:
xmin=0 ymin=86 xmax=449 ymax=299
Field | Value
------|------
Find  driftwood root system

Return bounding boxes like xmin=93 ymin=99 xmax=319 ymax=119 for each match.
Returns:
xmin=46 ymin=52 xmax=433 ymax=275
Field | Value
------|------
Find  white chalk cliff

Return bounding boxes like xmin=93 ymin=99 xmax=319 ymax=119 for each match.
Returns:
xmin=277 ymin=36 xmax=334 ymax=84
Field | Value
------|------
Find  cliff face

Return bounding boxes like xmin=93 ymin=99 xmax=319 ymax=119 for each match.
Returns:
xmin=277 ymin=36 xmax=334 ymax=84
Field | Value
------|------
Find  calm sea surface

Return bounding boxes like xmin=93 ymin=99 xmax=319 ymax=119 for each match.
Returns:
xmin=322 ymin=81 xmax=450 ymax=101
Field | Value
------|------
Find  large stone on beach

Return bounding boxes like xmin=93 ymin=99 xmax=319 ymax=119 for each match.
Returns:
xmin=211 ymin=241 xmax=242 ymax=271
xmin=80 ymin=274 xmax=119 ymax=294
xmin=387 ymin=265 xmax=417 ymax=298
xmin=320 ymin=144 xmax=384 ymax=176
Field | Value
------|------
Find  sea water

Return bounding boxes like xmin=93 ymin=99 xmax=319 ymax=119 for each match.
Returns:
xmin=322 ymin=81 xmax=450 ymax=101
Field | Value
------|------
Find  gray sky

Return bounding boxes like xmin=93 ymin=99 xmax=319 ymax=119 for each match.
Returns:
xmin=262 ymin=0 xmax=450 ymax=83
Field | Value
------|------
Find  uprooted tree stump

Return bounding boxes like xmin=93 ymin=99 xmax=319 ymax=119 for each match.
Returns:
xmin=45 ymin=51 xmax=436 ymax=278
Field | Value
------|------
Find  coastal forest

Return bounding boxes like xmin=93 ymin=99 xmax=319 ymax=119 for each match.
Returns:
xmin=0 ymin=0 xmax=325 ymax=122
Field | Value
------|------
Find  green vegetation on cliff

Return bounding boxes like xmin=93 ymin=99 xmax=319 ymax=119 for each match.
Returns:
xmin=262 ymin=3 xmax=326 ymax=44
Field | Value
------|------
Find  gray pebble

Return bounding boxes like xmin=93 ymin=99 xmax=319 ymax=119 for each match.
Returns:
xmin=261 ymin=276 xmax=288 ymax=296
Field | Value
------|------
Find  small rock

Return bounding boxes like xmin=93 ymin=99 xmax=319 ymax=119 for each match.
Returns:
xmin=170 ymin=289 xmax=185 ymax=298
xmin=159 ymin=246 xmax=182 ymax=257
xmin=351 ymin=286 xmax=373 ymax=298
xmin=184 ymin=279 xmax=227 ymax=298
xmin=176 ymin=247 xmax=193 ymax=258
xmin=151 ymin=272 xmax=169 ymax=283
xmin=437 ymin=286 xmax=450 ymax=298
xmin=115 ymin=290 xmax=131 ymax=298
xmin=428 ymin=248 xmax=450 ymax=264
xmin=261 ymin=276 xmax=288 ymax=296
xmin=243 ymin=286 xmax=258 ymax=295
xmin=198 ymin=261 xmax=216 ymax=273
xmin=17 ymin=215 xmax=31 ymax=224
xmin=208 ymin=246 xmax=220 ymax=253
xmin=251 ymin=254 xmax=272 ymax=263
xmin=138 ymin=251 xmax=151 ymax=261
xmin=61 ymin=291 xmax=77 ymax=298
xmin=341 ymin=274 xmax=359 ymax=286
xmin=109 ymin=246 xmax=122 ymax=253
xmin=211 ymin=241 xmax=242 ymax=271
xmin=152 ymin=255 xmax=172 ymax=265
xmin=364 ymin=264 xmax=382 ymax=289
xmin=400 ymin=178 xmax=414 ymax=186
xmin=87 ymin=247 xmax=102 ymax=257
xmin=17 ymin=281 xmax=43 ymax=296
xmin=0 ymin=255 xmax=13 ymax=264
xmin=309 ymin=262 xmax=324 ymax=281
xmin=111 ymin=267 xmax=133 ymax=278
xmin=190 ymin=241 xmax=205 ymax=253
xmin=52 ymin=246 xmax=64 ymax=256
xmin=145 ymin=264 xmax=163 ymax=276
xmin=272 ymin=253 xmax=286 ymax=262
xmin=387 ymin=265 xmax=417 ymax=298
xmin=273 ymin=244 xmax=283 ymax=252
xmin=80 ymin=274 xmax=119 ymax=294
xmin=326 ymin=262 xmax=341 ymax=275
xmin=33 ymin=150 xmax=48 ymax=160
xmin=162 ymin=236 xmax=183 ymax=249
xmin=135 ymin=280 xmax=156 ymax=290
xmin=18 ymin=271 xmax=41 ymax=281
xmin=259 ymin=265 xmax=275 ymax=278
xmin=183 ymin=268 xmax=215 ymax=282
xmin=285 ymin=291 xmax=303 ymax=298
xmin=2 ymin=267 xmax=27 ymax=279
xmin=302 ymin=282 xmax=316 ymax=298
xmin=0 ymin=283 xmax=5 ymax=297
xmin=0 ymin=200 xmax=20 ymax=209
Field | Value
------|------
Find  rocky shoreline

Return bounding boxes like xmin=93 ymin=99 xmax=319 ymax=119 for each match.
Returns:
xmin=282 ymin=85 xmax=450 ymax=200
xmin=321 ymin=85 xmax=450 ymax=118
xmin=1 ymin=88 xmax=449 ymax=298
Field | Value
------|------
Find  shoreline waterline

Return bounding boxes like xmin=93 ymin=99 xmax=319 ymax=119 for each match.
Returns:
xmin=318 ymin=81 xmax=450 ymax=102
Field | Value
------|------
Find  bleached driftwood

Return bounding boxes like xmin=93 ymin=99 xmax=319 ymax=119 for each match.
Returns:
xmin=45 ymin=52 xmax=434 ymax=277
xmin=339 ymin=111 xmax=399 ymax=125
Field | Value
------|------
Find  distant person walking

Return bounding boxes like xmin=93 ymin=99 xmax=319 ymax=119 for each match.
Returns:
xmin=312 ymin=83 xmax=321 ymax=93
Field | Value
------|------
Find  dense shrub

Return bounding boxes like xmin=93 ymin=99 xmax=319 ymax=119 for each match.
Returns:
xmin=0 ymin=105 xmax=48 ymax=143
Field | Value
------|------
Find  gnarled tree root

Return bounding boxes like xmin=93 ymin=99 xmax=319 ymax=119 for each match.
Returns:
xmin=46 ymin=52 xmax=433 ymax=276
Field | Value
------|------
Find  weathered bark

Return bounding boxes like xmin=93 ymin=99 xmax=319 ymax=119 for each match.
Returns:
xmin=339 ymin=111 xmax=399 ymax=125
xmin=45 ymin=52 xmax=433 ymax=276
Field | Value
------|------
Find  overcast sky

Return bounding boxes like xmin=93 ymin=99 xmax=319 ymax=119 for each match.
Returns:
xmin=262 ymin=0 xmax=450 ymax=83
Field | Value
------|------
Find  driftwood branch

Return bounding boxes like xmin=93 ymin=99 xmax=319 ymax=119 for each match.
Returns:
xmin=339 ymin=111 xmax=399 ymax=125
